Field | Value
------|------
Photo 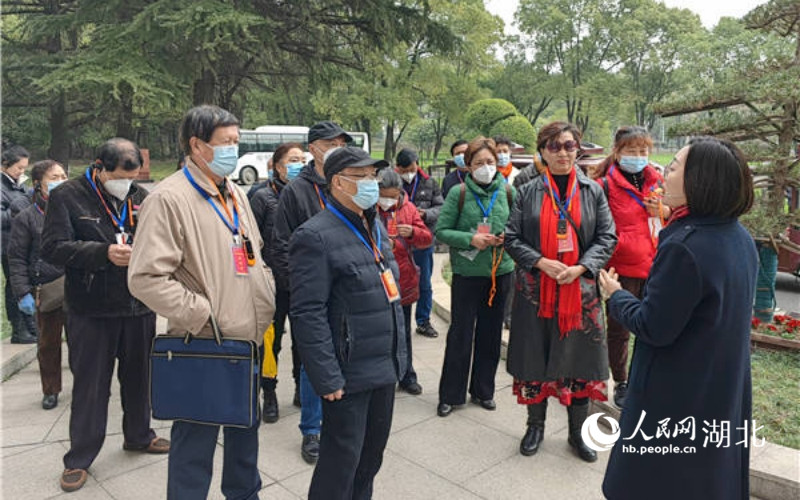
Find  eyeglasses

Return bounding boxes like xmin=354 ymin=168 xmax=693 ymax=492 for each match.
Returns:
xmin=546 ymin=140 xmax=579 ymax=153
xmin=341 ymin=173 xmax=377 ymax=181
xmin=471 ymin=161 xmax=496 ymax=168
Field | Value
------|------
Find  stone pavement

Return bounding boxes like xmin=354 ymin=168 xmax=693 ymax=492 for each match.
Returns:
xmin=1 ymin=252 xmax=788 ymax=499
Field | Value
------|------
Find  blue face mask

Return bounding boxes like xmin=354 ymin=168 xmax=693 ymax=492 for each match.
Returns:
xmin=454 ymin=154 xmax=466 ymax=168
xmin=618 ymin=156 xmax=648 ymax=174
xmin=497 ymin=153 xmax=511 ymax=167
xmin=203 ymin=142 xmax=239 ymax=177
xmin=46 ymin=180 xmax=65 ymax=194
xmin=286 ymin=162 xmax=304 ymax=181
xmin=342 ymin=176 xmax=379 ymax=209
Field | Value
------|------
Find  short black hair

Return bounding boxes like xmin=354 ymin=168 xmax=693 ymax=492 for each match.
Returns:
xmin=96 ymin=138 xmax=143 ymax=172
xmin=450 ymin=140 xmax=468 ymax=156
xmin=493 ymin=135 xmax=512 ymax=147
xmin=179 ymin=105 xmax=240 ymax=155
xmin=1 ymin=145 xmax=30 ymax=168
xmin=684 ymin=137 xmax=753 ymax=218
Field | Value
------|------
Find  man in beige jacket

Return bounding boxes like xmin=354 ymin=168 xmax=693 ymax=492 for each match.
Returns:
xmin=128 ymin=105 xmax=275 ymax=500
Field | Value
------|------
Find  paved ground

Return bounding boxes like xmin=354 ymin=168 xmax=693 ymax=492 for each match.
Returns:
xmin=1 ymin=312 xmax=613 ymax=499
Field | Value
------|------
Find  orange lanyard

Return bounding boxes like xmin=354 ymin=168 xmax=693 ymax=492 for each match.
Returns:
xmin=88 ymin=168 xmax=134 ymax=232
xmin=314 ymin=184 xmax=327 ymax=210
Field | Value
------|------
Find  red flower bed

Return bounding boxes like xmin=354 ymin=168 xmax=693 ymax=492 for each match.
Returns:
xmin=752 ymin=315 xmax=800 ymax=340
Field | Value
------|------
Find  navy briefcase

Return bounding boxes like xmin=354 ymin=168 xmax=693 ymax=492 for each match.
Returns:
xmin=149 ymin=316 xmax=260 ymax=428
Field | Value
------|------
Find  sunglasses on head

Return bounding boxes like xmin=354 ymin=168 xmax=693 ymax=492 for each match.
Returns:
xmin=545 ymin=140 xmax=579 ymax=153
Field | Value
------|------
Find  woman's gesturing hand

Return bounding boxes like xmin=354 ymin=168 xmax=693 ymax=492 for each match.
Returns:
xmin=599 ymin=267 xmax=622 ymax=300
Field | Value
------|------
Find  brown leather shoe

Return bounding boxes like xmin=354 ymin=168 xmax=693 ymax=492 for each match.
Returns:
xmin=60 ymin=469 xmax=88 ymax=492
xmin=123 ymin=436 xmax=170 ymax=454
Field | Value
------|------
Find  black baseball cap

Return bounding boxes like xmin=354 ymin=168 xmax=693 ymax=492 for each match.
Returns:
xmin=396 ymin=148 xmax=419 ymax=168
xmin=324 ymin=147 xmax=389 ymax=182
xmin=308 ymin=121 xmax=353 ymax=144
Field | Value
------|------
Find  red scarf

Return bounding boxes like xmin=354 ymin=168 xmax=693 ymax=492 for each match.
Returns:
xmin=666 ymin=205 xmax=690 ymax=226
xmin=539 ymin=168 xmax=583 ymax=337
xmin=497 ymin=163 xmax=513 ymax=179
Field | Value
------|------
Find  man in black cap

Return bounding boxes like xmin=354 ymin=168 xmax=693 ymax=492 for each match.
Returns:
xmin=290 ymin=146 xmax=406 ymax=500
xmin=395 ymin=147 xmax=443 ymax=339
xmin=272 ymin=120 xmax=351 ymax=464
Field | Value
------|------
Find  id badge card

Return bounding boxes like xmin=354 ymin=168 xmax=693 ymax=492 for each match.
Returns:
xmin=649 ymin=216 xmax=663 ymax=238
xmin=115 ymin=232 xmax=130 ymax=245
xmin=557 ymin=225 xmax=574 ymax=254
xmin=232 ymin=245 xmax=249 ymax=276
xmin=387 ymin=217 xmax=398 ymax=238
xmin=380 ymin=269 xmax=401 ymax=303
xmin=477 ymin=222 xmax=492 ymax=234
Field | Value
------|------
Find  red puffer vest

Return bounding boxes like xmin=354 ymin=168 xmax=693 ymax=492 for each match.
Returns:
xmin=598 ymin=164 xmax=663 ymax=279
xmin=378 ymin=193 xmax=433 ymax=305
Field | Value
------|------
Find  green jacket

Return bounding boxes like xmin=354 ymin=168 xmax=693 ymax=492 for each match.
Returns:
xmin=435 ymin=173 xmax=515 ymax=277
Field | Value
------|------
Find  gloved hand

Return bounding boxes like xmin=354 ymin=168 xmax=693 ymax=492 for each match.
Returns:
xmin=18 ymin=293 xmax=36 ymax=315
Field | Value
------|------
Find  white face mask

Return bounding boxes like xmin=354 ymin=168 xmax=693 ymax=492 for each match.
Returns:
xmin=17 ymin=174 xmax=29 ymax=186
xmin=104 ymin=178 xmax=133 ymax=200
xmin=472 ymin=164 xmax=496 ymax=184
xmin=401 ymin=172 xmax=416 ymax=184
xmin=378 ymin=196 xmax=398 ymax=211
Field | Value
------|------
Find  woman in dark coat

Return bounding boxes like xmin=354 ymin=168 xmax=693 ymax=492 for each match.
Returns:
xmin=8 ymin=160 xmax=69 ymax=410
xmin=504 ymin=121 xmax=617 ymax=462
xmin=599 ymin=137 xmax=757 ymax=500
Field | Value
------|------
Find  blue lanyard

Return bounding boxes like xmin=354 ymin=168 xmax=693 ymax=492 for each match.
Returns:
xmin=327 ymin=204 xmax=384 ymax=266
xmin=85 ymin=168 xmax=128 ymax=232
xmin=457 ymin=170 xmax=464 ymax=184
xmin=409 ymin=174 xmax=420 ymax=202
xmin=609 ymin=166 xmax=647 ymax=210
xmin=542 ymin=173 xmax=578 ymax=220
xmin=473 ymin=188 xmax=500 ymax=221
xmin=183 ymin=167 xmax=240 ymax=237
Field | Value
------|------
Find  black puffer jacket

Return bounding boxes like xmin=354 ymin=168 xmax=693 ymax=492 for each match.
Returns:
xmin=7 ymin=196 xmax=64 ymax=298
xmin=289 ymin=197 xmax=407 ymax=396
xmin=1 ymin=173 xmax=31 ymax=255
xmin=249 ymin=178 xmax=286 ymax=269
xmin=271 ymin=162 xmax=327 ymax=290
xmin=505 ymin=168 xmax=617 ymax=278
xmin=402 ymin=169 xmax=443 ymax=232
xmin=41 ymin=170 xmax=151 ymax=318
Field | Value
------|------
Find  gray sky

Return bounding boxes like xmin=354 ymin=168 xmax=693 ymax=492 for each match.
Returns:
xmin=485 ymin=0 xmax=769 ymax=34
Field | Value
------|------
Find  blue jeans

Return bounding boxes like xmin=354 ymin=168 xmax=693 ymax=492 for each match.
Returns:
xmin=412 ymin=245 xmax=434 ymax=326
xmin=167 ymin=420 xmax=260 ymax=500
xmin=299 ymin=366 xmax=322 ymax=436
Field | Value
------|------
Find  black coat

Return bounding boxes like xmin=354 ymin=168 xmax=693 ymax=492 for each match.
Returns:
xmin=504 ymin=168 xmax=617 ymax=278
xmin=7 ymin=196 xmax=64 ymax=298
xmin=1 ymin=173 xmax=31 ymax=255
xmin=289 ymin=197 xmax=407 ymax=396
xmin=40 ymin=171 xmax=151 ymax=318
xmin=249 ymin=178 xmax=285 ymax=269
xmin=441 ymin=169 xmax=467 ymax=200
xmin=402 ymin=170 xmax=443 ymax=232
xmin=271 ymin=162 xmax=326 ymax=290
xmin=603 ymin=215 xmax=757 ymax=500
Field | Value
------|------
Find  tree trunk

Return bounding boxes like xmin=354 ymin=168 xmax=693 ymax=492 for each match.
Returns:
xmin=48 ymin=92 xmax=70 ymax=169
xmin=193 ymin=68 xmax=216 ymax=105
xmin=384 ymin=121 xmax=395 ymax=161
xmin=115 ymin=81 xmax=135 ymax=140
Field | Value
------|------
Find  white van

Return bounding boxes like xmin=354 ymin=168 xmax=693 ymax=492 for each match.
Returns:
xmin=233 ymin=126 xmax=370 ymax=185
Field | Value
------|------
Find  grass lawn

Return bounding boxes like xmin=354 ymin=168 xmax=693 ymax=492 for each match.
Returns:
xmin=68 ymin=160 xmax=179 ymax=182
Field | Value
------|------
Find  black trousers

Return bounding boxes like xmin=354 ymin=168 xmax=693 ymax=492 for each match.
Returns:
xmin=167 ymin=420 xmax=260 ymax=500
xmin=63 ymin=312 xmax=157 ymax=470
xmin=439 ymin=273 xmax=511 ymax=405
xmin=262 ymin=286 xmax=294 ymax=392
xmin=400 ymin=305 xmax=418 ymax=387
xmin=309 ymin=384 xmax=395 ymax=500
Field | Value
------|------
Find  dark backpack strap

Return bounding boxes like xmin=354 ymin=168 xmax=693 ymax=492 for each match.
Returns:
xmin=458 ymin=182 xmax=466 ymax=212
xmin=504 ymin=182 xmax=512 ymax=206
xmin=602 ymin=177 xmax=609 ymax=199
